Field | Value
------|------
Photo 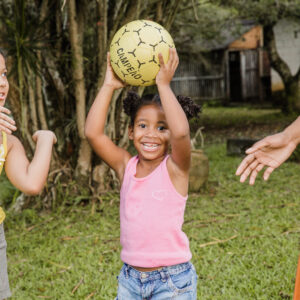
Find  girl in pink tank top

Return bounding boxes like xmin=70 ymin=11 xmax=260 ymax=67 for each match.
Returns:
xmin=85 ymin=48 xmax=200 ymax=299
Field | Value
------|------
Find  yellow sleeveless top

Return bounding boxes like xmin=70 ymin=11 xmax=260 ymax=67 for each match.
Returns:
xmin=0 ymin=131 xmax=7 ymax=224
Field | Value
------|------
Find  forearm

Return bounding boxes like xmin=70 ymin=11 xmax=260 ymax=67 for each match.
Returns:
xmin=157 ymin=84 xmax=190 ymax=138
xmin=85 ymin=85 xmax=115 ymax=139
xmin=25 ymin=138 xmax=54 ymax=191
xmin=283 ymin=116 xmax=300 ymax=146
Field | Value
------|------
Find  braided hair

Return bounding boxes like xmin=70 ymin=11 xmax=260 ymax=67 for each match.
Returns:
xmin=123 ymin=91 xmax=201 ymax=126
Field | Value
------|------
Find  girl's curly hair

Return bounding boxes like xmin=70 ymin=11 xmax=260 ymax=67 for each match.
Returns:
xmin=0 ymin=48 xmax=7 ymax=62
xmin=123 ymin=90 xmax=201 ymax=126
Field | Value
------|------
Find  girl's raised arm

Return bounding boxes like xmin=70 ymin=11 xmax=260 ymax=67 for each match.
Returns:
xmin=85 ymin=53 xmax=131 ymax=182
xmin=5 ymin=130 xmax=56 ymax=195
xmin=156 ymin=48 xmax=191 ymax=173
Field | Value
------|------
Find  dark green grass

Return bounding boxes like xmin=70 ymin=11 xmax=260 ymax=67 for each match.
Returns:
xmin=3 ymin=143 xmax=299 ymax=299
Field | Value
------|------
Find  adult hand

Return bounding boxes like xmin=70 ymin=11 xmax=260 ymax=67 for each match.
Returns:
xmin=0 ymin=106 xmax=16 ymax=134
xmin=236 ymin=132 xmax=297 ymax=185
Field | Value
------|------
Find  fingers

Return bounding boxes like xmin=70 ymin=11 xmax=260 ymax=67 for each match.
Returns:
xmin=52 ymin=133 xmax=57 ymax=144
xmin=0 ymin=113 xmax=17 ymax=134
xmin=0 ymin=124 xmax=16 ymax=134
xmin=32 ymin=132 xmax=38 ymax=143
xmin=235 ymin=153 xmax=255 ymax=175
xmin=239 ymin=160 xmax=260 ymax=183
xmin=158 ymin=48 xmax=178 ymax=69
xmin=107 ymin=52 xmax=112 ymax=67
xmin=168 ymin=47 xmax=174 ymax=66
xmin=0 ymin=107 xmax=12 ymax=115
xmin=249 ymin=163 xmax=264 ymax=185
xmin=245 ymin=139 xmax=269 ymax=154
xmin=0 ymin=113 xmax=16 ymax=126
xmin=158 ymin=52 xmax=165 ymax=68
xmin=263 ymin=167 xmax=274 ymax=181
xmin=171 ymin=48 xmax=179 ymax=70
xmin=32 ymin=130 xmax=57 ymax=144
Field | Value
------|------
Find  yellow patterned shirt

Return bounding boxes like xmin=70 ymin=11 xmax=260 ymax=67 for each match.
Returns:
xmin=0 ymin=131 xmax=7 ymax=224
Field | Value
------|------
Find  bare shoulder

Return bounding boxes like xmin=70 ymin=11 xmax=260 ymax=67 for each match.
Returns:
xmin=6 ymin=135 xmax=25 ymax=153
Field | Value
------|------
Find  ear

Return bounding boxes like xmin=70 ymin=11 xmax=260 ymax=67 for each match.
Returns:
xmin=128 ymin=125 xmax=134 ymax=140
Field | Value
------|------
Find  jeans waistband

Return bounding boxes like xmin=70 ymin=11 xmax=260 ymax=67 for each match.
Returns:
xmin=123 ymin=261 xmax=192 ymax=280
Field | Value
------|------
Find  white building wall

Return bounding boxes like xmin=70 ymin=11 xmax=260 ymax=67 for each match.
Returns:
xmin=272 ymin=19 xmax=300 ymax=91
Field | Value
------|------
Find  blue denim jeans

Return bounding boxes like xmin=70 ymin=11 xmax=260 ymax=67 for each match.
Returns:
xmin=116 ymin=262 xmax=197 ymax=299
xmin=0 ymin=223 xmax=11 ymax=299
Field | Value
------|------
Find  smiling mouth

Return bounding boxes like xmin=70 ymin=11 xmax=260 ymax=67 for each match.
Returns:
xmin=142 ymin=143 xmax=160 ymax=152
xmin=0 ymin=92 xmax=5 ymax=99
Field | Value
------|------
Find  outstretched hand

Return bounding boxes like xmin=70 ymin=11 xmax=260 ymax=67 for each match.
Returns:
xmin=235 ymin=132 xmax=297 ymax=185
xmin=103 ymin=52 xmax=125 ymax=90
xmin=0 ymin=106 xmax=17 ymax=134
xmin=156 ymin=48 xmax=179 ymax=86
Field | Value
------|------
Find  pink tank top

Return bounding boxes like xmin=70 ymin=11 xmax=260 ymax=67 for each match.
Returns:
xmin=120 ymin=155 xmax=192 ymax=267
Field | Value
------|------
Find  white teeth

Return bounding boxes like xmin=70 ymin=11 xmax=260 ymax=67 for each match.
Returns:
xmin=143 ymin=143 xmax=158 ymax=147
xmin=142 ymin=143 xmax=159 ymax=151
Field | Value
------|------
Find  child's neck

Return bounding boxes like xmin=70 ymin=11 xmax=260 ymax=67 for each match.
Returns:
xmin=135 ymin=154 xmax=166 ymax=178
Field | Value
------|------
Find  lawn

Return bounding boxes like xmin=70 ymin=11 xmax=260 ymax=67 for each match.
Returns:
xmin=1 ymin=107 xmax=300 ymax=299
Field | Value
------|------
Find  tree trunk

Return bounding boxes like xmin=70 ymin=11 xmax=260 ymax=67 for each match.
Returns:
xmin=68 ymin=0 xmax=92 ymax=181
xmin=28 ymin=75 xmax=38 ymax=132
xmin=96 ymin=0 xmax=108 ymax=89
xmin=285 ymin=80 xmax=300 ymax=113
xmin=36 ymin=68 xmax=49 ymax=130
xmin=264 ymin=25 xmax=300 ymax=113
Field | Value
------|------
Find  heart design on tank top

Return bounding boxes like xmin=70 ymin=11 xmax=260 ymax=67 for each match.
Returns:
xmin=152 ymin=189 xmax=167 ymax=201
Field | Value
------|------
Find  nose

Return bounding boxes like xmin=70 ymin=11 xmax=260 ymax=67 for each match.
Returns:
xmin=0 ymin=76 xmax=7 ymax=87
xmin=145 ymin=128 xmax=158 ymax=138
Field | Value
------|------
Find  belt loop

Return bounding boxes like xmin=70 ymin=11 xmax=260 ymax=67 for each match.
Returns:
xmin=159 ymin=268 xmax=167 ymax=283
xmin=124 ymin=264 xmax=129 ymax=279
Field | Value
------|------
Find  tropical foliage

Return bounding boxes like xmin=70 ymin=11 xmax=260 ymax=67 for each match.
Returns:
xmin=0 ymin=0 xmax=299 ymax=208
xmin=0 ymin=0 xmax=187 ymax=207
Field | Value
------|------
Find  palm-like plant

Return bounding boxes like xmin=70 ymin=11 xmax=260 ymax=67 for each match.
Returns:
xmin=0 ymin=0 xmax=49 ymax=142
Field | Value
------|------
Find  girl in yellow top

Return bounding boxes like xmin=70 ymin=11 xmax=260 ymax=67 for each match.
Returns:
xmin=0 ymin=48 xmax=56 ymax=299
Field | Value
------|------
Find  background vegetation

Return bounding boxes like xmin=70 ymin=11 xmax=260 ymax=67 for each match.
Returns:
xmin=1 ymin=107 xmax=299 ymax=299
xmin=0 ymin=0 xmax=300 ymax=205
xmin=0 ymin=1 xmax=299 ymax=299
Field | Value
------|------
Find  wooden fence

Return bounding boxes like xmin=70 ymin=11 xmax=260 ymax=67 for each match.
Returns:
xmin=171 ymin=74 xmax=226 ymax=100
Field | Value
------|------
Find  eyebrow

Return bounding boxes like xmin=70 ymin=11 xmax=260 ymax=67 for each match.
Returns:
xmin=136 ymin=119 xmax=167 ymax=124
xmin=157 ymin=121 xmax=167 ymax=125
xmin=136 ymin=118 xmax=148 ymax=123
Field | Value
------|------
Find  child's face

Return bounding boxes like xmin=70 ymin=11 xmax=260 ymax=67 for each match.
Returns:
xmin=0 ymin=54 xmax=9 ymax=107
xmin=129 ymin=104 xmax=170 ymax=161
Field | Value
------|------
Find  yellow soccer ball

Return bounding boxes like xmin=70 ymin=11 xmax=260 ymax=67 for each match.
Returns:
xmin=109 ymin=20 xmax=175 ymax=86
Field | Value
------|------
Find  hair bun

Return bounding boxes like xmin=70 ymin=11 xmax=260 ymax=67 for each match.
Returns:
xmin=123 ymin=90 xmax=140 ymax=117
xmin=176 ymin=95 xmax=201 ymax=120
